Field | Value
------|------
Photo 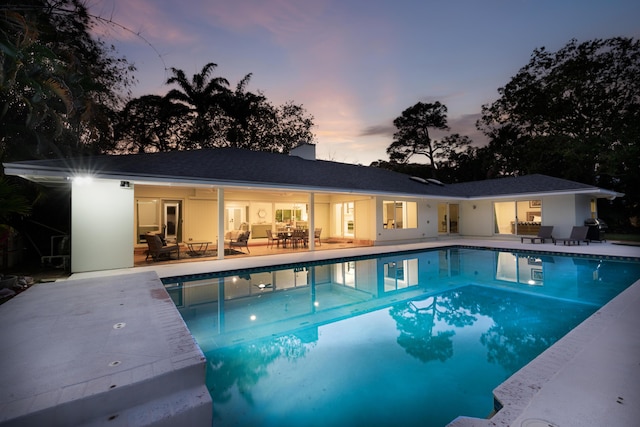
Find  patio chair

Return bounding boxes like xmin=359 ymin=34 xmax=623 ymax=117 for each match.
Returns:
xmin=145 ymin=233 xmax=180 ymax=261
xmin=521 ymin=226 xmax=554 ymax=244
xmin=266 ymin=229 xmax=281 ymax=248
xmin=290 ymin=228 xmax=307 ymax=249
xmin=554 ymin=226 xmax=590 ymax=246
xmin=229 ymin=231 xmax=251 ymax=253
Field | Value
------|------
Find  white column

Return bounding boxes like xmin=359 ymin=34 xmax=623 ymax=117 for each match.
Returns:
xmin=308 ymin=193 xmax=315 ymax=250
xmin=217 ymin=188 xmax=225 ymax=259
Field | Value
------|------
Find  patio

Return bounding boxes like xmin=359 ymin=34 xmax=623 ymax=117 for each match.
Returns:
xmin=134 ymin=237 xmax=371 ymax=267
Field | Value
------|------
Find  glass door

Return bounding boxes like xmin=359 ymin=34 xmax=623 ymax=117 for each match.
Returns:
xmin=494 ymin=201 xmax=542 ymax=236
xmin=163 ymin=201 xmax=181 ymax=243
xmin=438 ymin=203 xmax=459 ymax=234
xmin=449 ymin=204 xmax=459 ymax=233
xmin=333 ymin=202 xmax=354 ymax=238
xmin=225 ymin=207 xmax=245 ymax=231
xmin=344 ymin=202 xmax=354 ymax=237
xmin=494 ymin=201 xmax=516 ymax=235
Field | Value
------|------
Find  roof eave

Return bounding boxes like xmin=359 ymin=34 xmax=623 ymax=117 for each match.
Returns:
xmin=463 ymin=188 xmax=624 ymax=201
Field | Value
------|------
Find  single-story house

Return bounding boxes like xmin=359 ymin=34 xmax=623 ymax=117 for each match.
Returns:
xmin=2 ymin=143 xmax=622 ymax=273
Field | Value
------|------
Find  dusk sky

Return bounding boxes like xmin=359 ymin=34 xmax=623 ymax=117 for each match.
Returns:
xmin=90 ymin=0 xmax=640 ymax=165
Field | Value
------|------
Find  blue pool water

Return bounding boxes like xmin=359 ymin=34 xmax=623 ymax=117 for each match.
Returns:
xmin=162 ymin=247 xmax=640 ymax=427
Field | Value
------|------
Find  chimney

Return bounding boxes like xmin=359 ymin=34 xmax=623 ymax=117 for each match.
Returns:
xmin=290 ymin=143 xmax=316 ymax=160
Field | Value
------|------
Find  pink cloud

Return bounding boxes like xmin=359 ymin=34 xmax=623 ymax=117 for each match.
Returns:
xmin=202 ymin=0 xmax=331 ymax=44
xmin=89 ymin=0 xmax=195 ymax=45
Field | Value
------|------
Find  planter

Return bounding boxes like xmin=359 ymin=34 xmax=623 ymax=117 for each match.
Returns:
xmin=0 ymin=275 xmax=17 ymax=289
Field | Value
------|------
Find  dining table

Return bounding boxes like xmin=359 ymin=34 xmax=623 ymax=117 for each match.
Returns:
xmin=277 ymin=231 xmax=292 ymax=248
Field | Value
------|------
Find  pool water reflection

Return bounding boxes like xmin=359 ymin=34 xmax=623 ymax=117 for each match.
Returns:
xmin=163 ymin=248 xmax=640 ymax=427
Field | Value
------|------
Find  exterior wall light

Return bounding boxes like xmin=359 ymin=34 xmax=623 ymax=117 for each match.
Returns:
xmin=72 ymin=176 xmax=93 ymax=185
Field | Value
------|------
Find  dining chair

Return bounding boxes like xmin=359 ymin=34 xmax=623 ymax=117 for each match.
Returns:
xmin=266 ymin=229 xmax=281 ymax=248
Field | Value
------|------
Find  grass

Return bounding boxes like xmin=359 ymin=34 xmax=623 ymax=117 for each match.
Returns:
xmin=607 ymin=233 xmax=640 ymax=242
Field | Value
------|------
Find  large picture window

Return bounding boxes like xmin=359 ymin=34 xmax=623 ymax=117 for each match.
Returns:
xmin=494 ymin=200 xmax=542 ymax=235
xmin=383 ymin=200 xmax=417 ymax=229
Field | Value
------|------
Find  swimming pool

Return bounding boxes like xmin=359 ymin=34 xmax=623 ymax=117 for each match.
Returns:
xmin=162 ymin=247 xmax=640 ymax=427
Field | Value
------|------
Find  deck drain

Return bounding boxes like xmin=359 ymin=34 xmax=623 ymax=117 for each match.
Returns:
xmin=521 ymin=419 xmax=558 ymax=427
xmin=108 ymin=361 xmax=121 ymax=367
xmin=113 ymin=322 xmax=126 ymax=329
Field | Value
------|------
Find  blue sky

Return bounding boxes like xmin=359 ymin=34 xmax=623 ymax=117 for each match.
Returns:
xmin=90 ymin=0 xmax=640 ymax=165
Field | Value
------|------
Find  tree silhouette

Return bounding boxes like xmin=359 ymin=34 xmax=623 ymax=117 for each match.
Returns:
xmin=114 ymin=95 xmax=193 ymax=153
xmin=1 ymin=0 xmax=136 ymax=162
xmin=206 ymin=333 xmax=312 ymax=419
xmin=478 ymin=37 xmax=640 ymax=227
xmin=165 ymin=62 xmax=231 ymax=147
xmin=389 ymin=291 xmax=477 ymax=363
xmin=380 ymin=102 xmax=473 ymax=180
xmin=164 ymin=64 xmax=315 ymax=152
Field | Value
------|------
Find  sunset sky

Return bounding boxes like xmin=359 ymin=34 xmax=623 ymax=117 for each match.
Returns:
xmin=89 ymin=0 xmax=640 ymax=165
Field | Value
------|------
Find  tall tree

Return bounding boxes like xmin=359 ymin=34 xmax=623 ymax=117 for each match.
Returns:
xmin=387 ymin=101 xmax=450 ymax=166
xmin=478 ymin=37 xmax=640 ymax=227
xmin=384 ymin=101 xmax=472 ymax=180
xmin=0 ymin=0 xmax=136 ymax=162
xmin=165 ymin=63 xmax=315 ymax=153
xmin=165 ymin=62 xmax=230 ymax=146
xmin=113 ymin=95 xmax=193 ymax=153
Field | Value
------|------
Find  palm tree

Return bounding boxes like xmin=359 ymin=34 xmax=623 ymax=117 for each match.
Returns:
xmin=165 ymin=63 xmax=230 ymax=146
xmin=0 ymin=177 xmax=31 ymax=224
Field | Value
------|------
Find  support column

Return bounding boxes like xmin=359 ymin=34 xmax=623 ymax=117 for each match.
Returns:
xmin=308 ymin=193 xmax=315 ymax=250
xmin=217 ymin=188 xmax=225 ymax=259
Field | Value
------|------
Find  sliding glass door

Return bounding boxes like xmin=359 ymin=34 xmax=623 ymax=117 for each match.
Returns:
xmin=437 ymin=203 xmax=459 ymax=234
xmin=494 ymin=200 xmax=542 ymax=235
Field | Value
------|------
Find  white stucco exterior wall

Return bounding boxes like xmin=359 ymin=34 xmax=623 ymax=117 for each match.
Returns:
xmin=459 ymin=200 xmax=493 ymax=237
xmin=542 ymin=196 xmax=572 ymax=237
xmin=71 ymin=179 xmax=134 ymax=272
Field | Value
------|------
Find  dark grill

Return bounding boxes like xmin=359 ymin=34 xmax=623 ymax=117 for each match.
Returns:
xmin=584 ymin=218 xmax=607 ymax=242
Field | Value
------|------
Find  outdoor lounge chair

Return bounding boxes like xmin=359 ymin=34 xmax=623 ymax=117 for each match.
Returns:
xmin=145 ymin=233 xmax=180 ymax=261
xmin=521 ymin=226 xmax=554 ymax=244
xmin=229 ymin=231 xmax=251 ymax=253
xmin=554 ymin=226 xmax=589 ymax=246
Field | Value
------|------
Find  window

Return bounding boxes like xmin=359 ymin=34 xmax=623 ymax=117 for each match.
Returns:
xmin=383 ymin=200 xmax=417 ymax=229
xmin=275 ymin=207 xmax=303 ymax=223
xmin=136 ymin=199 xmax=159 ymax=243
xmin=383 ymin=259 xmax=419 ymax=292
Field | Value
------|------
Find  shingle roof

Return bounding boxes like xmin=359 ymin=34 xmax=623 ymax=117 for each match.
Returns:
xmin=3 ymin=148 xmax=619 ymax=199
xmin=444 ymin=174 xmax=599 ymax=198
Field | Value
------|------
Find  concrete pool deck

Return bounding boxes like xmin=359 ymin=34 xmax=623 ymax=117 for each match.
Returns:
xmin=1 ymin=238 xmax=639 ymax=426
xmin=0 ymin=272 xmax=212 ymax=426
